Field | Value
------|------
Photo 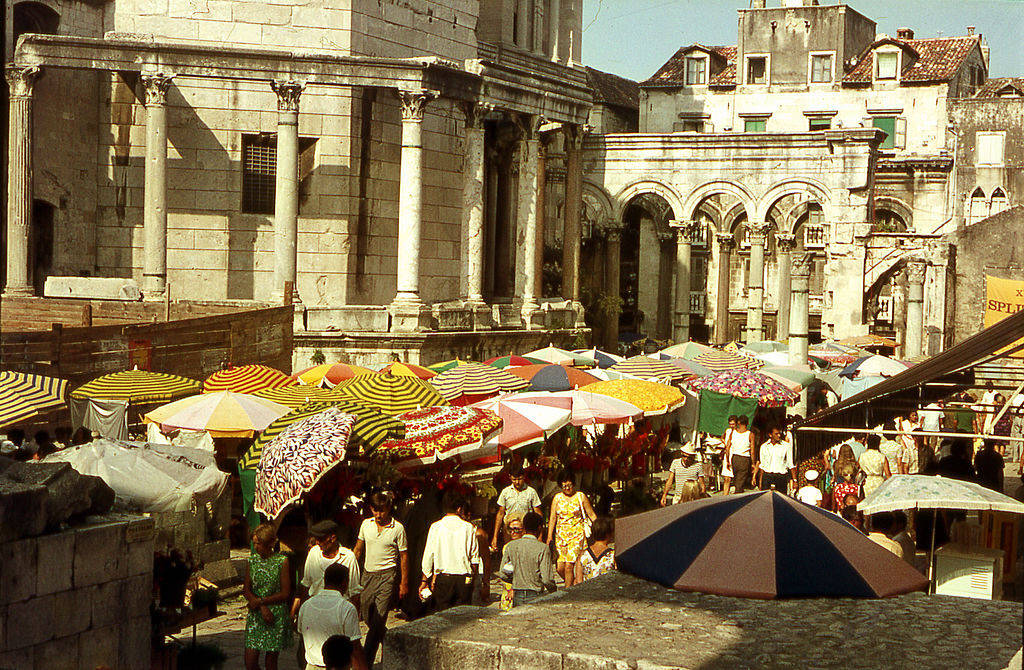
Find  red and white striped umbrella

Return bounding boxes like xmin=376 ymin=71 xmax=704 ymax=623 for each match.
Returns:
xmin=469 ymin=395 xmax=573 ymax=451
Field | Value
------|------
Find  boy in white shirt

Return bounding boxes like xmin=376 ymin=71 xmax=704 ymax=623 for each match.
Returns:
xmin=297 ymin=564 xmax=368 ymax=670
xmin=796 ymin=469 xmax=824 ymax=507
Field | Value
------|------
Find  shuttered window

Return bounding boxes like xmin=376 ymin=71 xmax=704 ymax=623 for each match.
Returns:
xmin=977 ymin=132 xmax=1005 ymax=166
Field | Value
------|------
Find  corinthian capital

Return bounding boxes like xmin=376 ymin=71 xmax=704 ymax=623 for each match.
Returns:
xmin=792 ymin=253 xmax=814 ymax=278
xmin=906 ymin=258 xmax=927 ymax=283
xmin=745 ymin=220 xmax=773 ymax=240
xmin=669 ymin=219 xmax=702 ymax=243
xmin=271 ymin=80 xmax=304 ymax=112
xmin=5 ymin=65 xmax=41 ymax=99
xmin=715 ymin=231 xmax=736 ymax=250
xmin=141 ymin=73 xmax=173 ymax=106
xmin=397 ymin=89 xmax=439 ymax=122
xmin=775 ymin=232 xmax=797 ymax=252
xmin=462 ymin=100 xmax=495 ymax=129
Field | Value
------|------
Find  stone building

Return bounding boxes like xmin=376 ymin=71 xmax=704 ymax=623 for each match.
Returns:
xmin=4 ymin=0 xmax=599 ymax=366
xmin=579 ymin=0 xmax=995 ymax=356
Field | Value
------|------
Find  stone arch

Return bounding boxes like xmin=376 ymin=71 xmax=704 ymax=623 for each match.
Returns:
xmin=582 ymin=179 xmax=615 ymax=222
xmin=613 ymin=180 xmax=684 ymax=222
xmin=873 ymin=196 xmax=913 ymax=232
xmin=722 ymin=202 xmax=748 ymax=233
xmin=754 ymin=178 xmax=831 ymax=223
xmin=14 ymin=1 xmax=60 ymax=40
xmin=865 ymin=248 xmax=924 ymax=298
xmin=680 ymin=181 xmax=756 ymax=228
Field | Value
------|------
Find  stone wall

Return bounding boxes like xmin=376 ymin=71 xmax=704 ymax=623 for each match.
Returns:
xmin=149 ymin=488 xmax=234 ymax=584
xmin=0 ymin=514 xmax=154 ymax=670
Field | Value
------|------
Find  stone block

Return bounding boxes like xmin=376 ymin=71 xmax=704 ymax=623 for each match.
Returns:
xmin=125 ymin=515 xmax=155 ymax=544
xmin=0 ymin=481 xmax=48 ymax=542
xmin=90 ymin=581 xmax=122 ymax=630
xmin=388 ymin=303 xmax=436 ymax=333
xmin=126 ymin=539 xmax=155 ymax=577
xmin=118 ymin=616 xmax=150 ymax=670
xmin=35 ymin=530 xmax=75 ymax=596
xmin=199 ymin=558 xmax=239 ymax=585
xmin=73 ymin=522 xmax=126 ymax=588
xmin=0 ymin=537 xmax=37 ymax=604
xmin=34 ymin=633 xmax=80 ymax=670
xmin=432 ymin=304 xmax=474 ymax=331
xmin=0 ymin=647 xmax=32 ymax=670
xmin=562 ymin=653 xmax=634 ymax=670
xmin=78 ymin=625 xmax=120 ymax=670
xmin=6 ymin=594 xmax=54 ymax=649
xmin=51 ymin=588 xmax=92 ymax=639
xmin=2 ymin=461 xmax=114 ymax=534
xmin=498 ymin=646 xmax=563 ymax=670
xmin=123 ymin=574 xmax=153 ymax=618
xmin=199 ymin=539 xmax=230 ymax=565
xmin=44 ymin=276 xmax=142 ymax=301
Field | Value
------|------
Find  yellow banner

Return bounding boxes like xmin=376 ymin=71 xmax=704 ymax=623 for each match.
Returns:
xmin=984 ymin=274 xmax=1024 ymax=357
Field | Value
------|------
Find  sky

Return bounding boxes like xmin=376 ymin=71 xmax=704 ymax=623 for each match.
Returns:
xmin=582 ymin=0 xmax=1024 ymax=81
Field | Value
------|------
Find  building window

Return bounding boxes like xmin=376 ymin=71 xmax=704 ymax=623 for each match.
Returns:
xmin=872 ymin=116 xmax=897 ymax=150
xmin=744 ymin=118 xmax=766 ymax=132
xmin=876 ymin=51 xmax=898 ymax=80
xmin=810 ymin=54 xmax=833 ymax=83
xmin=242 ymin=134 xmax=277 ymax=214
xmin=977 ymin=132 xmax=1005 ymax=166
xmin=968 ymin=187 xmax=986 ymax=226
xmin=808 ymin=117 xmax=832 ymax=131
xmin=746 ymin=56 xmax=767 ymax=85
xmin=990 ymin=187 xmax=1008 ymax=216
xmin=685 ymin=56 xmax=706 ymax=85
xmin=677 ymin=118 xmax=704 ymax=132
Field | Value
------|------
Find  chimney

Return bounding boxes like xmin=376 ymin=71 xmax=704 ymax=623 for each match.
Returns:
xmin=966 ymin=26 xmax=975 ymax=35
xmin=751 ymin=0 xmax=766 ymax=8
xmin=896 ymin=27 xmax=914 ymax=39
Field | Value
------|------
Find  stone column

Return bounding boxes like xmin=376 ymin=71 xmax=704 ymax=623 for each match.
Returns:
xmin=535 ymin=138 xmax=548 ymax=299
xmin=561 ymin=124 xmax=584 ymax=304
xmin=604 ymin=224 xmax=623 ymax=351
xmin=514 ymin=114 xmax=542 ymax=320
xmin=745 ymin=220 xmax=771 ymax=343
xmin=656 ymin=230 xmax=675 ymax=339
xmin=271 ymin=80 xmax=303 ymax=304
xmin=775 ymin=232 xmax=796 ymax=342
xmin=789 ymin=254 xmax=812 ymax=414
xmin=670 ymin=220 xmax=698 ymax=343
xmin=549 ymin=0 xmax=561 ymax=61
xmin=713 ymin=232 xmax=735 ymax=344
xmin=905 ymin=259 xmax=927 ymax=359
xmin=461 ymin=102 xmax=491 ymax=305
xmin=4 ymin=65 xmax=41 ymax=297
xmin=141 ymin=73 xmax=172 ymax=298
xmin=390 ymin=90 xmax=437 ymax=328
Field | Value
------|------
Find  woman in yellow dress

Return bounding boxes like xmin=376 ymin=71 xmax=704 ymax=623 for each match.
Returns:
xmin=544 ymin=469 xmax=596 ymax=588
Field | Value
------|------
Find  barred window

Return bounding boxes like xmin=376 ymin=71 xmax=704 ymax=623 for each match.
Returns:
xmin=242 ymin=134 xmax=277 ymax=214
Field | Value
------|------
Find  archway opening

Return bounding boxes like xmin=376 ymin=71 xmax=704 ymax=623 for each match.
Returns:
xmin=14 ymin=2 xmax=60 ymax=40
xmin=30 ymin=199 xmax=55 ymax=296
xmin=873 ymin=208 xmax=909 ymax=233
xmin=619 ymin=193 xmax=675 ymax=344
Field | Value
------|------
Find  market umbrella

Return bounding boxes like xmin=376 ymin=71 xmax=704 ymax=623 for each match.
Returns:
xmin=756 ymin=370 xmax=803 ymax=393
xmin=335 ymin=372 xmax=448 ymax=416
xmin=609 ymin=357 xmax=692 ymax=383
xmin=0 ymin=371 xmax=68 ymax=429
xmin=507 ymin=364 xmax=600 ymax=392
xmin=809 ymin=343 xmax=863 ymax=366
xmin=588 ymin=368 xmax=644 ymax=382
xmin=512 ymin=390 xmax=643 ymax=426
xmin=740 ymin=340 xmax=788 ymax=355
xmin=836 ymin=334 xmax=899 ymax=350
xmin=469 ymin=395 xmax=573 ymax=451
xmin=660 ymin=341 xmax=715 ymax=360
xmin=239 ymin=399 xmax=405 ymax=471
xmin=426 ymin=359 xmax=475 ymax=374
xmin=144 ymin=391 xmax=291 ymax=437
xmin=662 ymin=357 xmax=714 ymax=378
xmin=378 ymin=362 xmax=437 ymax=380
xmin=616 ymin=491 xmax=929 ymax=599
xmin=252 ymin=385 xmax=345 ymax=408
xmin=253 ymin=406 xmax=356 ymax=519
xmin=689 ymin=370 xmax=798 ymax=408
xmin=761 ymin=365 xmax=818 ymax=389
xmin=203 ymin=364 xmax=294 ymax=394
xmin=839 ymin=355 xmax=912 ymax=378
xmin=482 ymin=355 xmax=546 ymax=369
xmin=693 ymin=349 xmax=764 ymax=372
xmin=72 ymin=370 xmax=201 ymax=404
xmin=586 ymin=379 xmax=686 ymax=416
xmin=751 ymin=351 xmax=792 ymax=367
xmin=573 ymin=348 xmax=625 ymax=369
xmin=523 ymin=346 xmax=597 ymax=367
xmin=430 ymin=363 xmax=529 ymax=402
xmin=291 ymin=363 xmax=375 ymax=388
xmin=379 ymin=405 xmax=503 ymax=467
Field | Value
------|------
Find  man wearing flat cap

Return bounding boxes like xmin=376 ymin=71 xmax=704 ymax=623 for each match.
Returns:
xmin=291 ymin=520 xmax=362 ymax=623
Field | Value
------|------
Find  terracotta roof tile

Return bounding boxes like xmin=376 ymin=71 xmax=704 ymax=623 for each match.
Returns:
xmin=642 ymin=44 xmax=736 ymax=87
xmin=585 ymin=67 xmax=640 ymax=110
xmin=843 ymin=36 xmax=980 ymax=85
xmin=974 ymin=77 xmax=1024 ymax=98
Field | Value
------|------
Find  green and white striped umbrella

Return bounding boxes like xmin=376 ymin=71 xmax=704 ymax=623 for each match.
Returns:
xmin=0 ymin=371 xmax=68 ymax=429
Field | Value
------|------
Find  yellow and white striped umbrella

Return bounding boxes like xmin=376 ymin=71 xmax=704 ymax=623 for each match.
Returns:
xmin=144 ymin=391 xmax=292 ymax=438
xmin=0 ymin=371 xmax=68 ymax=429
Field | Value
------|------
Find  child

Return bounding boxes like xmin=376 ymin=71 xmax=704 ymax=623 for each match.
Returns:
xmin=243 ymin=523 xmax=292 ymax=670
xmin=574 ymin=516 xmax=616 ymax=584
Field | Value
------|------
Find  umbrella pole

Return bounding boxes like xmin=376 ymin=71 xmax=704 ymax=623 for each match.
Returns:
xmin=928 ymin=509 xmax=937 ymax=594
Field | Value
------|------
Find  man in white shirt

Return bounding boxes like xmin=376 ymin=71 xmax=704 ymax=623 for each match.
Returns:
xmin=297 ymin=564 xmax=368 ymax=670
xmin=918 ymin=400 xmax=943 ymax=452
xmin=292 ymin=520 xmax=362 ymax=622
xmin=420 ymin=493 xmax=480 ymax=611
xmin=490 ymin=465 xmax=542 ymax=550
xmin=353 ymin=492 xmax=408 ymax=665
xmin=796 ymin=469 xmax=824 ymax=507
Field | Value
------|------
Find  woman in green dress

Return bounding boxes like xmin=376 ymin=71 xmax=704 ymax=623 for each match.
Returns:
xmin=244 ymin=523 xmax=292 ymax=670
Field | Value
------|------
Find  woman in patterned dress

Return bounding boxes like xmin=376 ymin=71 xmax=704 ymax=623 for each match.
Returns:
xmin=574 ymin=516 xmax=616 ymax=584
xmin=243 ymin=523 xmax=292 ymax=670
xmin=545 ymin=469 xmax=596 ymax=588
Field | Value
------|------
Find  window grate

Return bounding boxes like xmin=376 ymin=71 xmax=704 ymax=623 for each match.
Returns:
xmin=242 ymin=134 xmax=277 ymax=214
xmin=804 ymin=224 xmax=826 ymax=248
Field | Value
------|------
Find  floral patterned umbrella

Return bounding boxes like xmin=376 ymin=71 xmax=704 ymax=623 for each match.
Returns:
xmin=379 ymin=405 xmax=503 ymax=467
xmin=688 ymin=370 xmax=798 ymax=408
xmin=254 ymin=406 xmax=356 ymax=519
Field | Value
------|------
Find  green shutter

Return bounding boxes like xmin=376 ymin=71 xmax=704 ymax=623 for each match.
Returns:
xmin=873 ymin=116 xmax=896 ymax=149
xmin=744 ymin=119 xmax=766 ymax=132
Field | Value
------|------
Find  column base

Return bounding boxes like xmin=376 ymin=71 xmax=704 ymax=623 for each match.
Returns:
xmin=521 ymin=304 xmax=544 ymax=330
xmin=2 ymin=286 xmax=35 ymax=298
xmin=389 ymin=300 xmax=433 ymax=333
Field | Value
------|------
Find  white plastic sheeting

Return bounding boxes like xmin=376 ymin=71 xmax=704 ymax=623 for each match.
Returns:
xmin=44 ymin=438 xmax=227 ymax=513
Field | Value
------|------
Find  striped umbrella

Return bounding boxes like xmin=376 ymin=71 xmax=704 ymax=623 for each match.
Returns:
xmin=523 ymin=346 xmax=597 ymax=367
xmin=144 ymin=391 xmax=291 ymax=438
xmin=254 ymin=406 xmax=356 ymax=519
xmin=0 ymin=372 xmax=68 ymax=429
xmin=659 ymin=341 xmax=715 ymax=360
xmin=253 ymin=385 xmax=345 ymax=408
xmin=204 ymin=365 xmax=294 ymax=394
xmin=379 ymin=406 xmax=503 ymax=467
xmin=469 ymin=395 xmax=572 ymax=452
xmin=512 ymin=391 xmax=643 ymax=426
xmin=616 ymin=491 xmax=929 ymax=598
xmin=336 ymin=372 xmax=447 ymax=415
xmin=693 ymin=349 xmax=765 ymax=372
xmin=688 ymin=370 xmax=797 ymax=407
xmin=585 ymin=379 xmax=686 ymax=415
xmin=573 ymin=348 xmax=625 ymax=369
xmin=426 ymin=359 xmax=475 ymax=374
xmin=378 ymin=362 xmax=437 ymax=380
xmin=291 ymin=363 xmax=375 ymax=388
xmin=507 ymin=364 xmax=600 ymax=392
xmin=430 ymin=363 xmax=529 ymax=402
xmin=71 ymin=370 xmax=201 ymax=403
xmin=609 ymin=356 xmax=692 ymax=383
xmin=239 ymin=399 xmax=406 ymax=470
xmin=483 ymin=355 xmax=546 ymax=369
